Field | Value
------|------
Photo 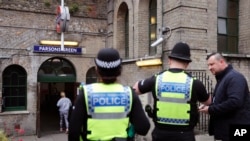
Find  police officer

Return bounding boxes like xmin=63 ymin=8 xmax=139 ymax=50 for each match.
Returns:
xmin=68 ymin=48 xmax=150 ymax=141
xmin=133 ymin=42 xmax=211 ymax=141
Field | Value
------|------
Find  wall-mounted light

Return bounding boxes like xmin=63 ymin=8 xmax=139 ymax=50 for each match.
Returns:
xmin=40 ymin=40 xmax=79 ymax=46
xmin=136 ymin=58 xmax=162 ymax=67
xmin=150 ymin=37 xmax=164 ymax=47
xmin=151 ymin=26 xmax=172 ymax=47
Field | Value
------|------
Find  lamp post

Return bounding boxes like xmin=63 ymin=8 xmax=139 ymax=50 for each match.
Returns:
xmin=61 ymin=0 xmax=64 ymax=51
xmin=56 ymin=0 xmax=70 ymax=51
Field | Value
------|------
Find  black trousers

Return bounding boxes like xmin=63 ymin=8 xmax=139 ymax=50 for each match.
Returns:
xmin=152 ymin=127 xmax=195 ymax=141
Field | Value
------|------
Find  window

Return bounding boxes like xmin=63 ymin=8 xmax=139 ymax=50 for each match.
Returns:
xmin=149 ymin=0 xmax=157 ymax=55
xmin=2 ymin=65 xmax=27 ymax=111
xmin=117 ymin=2 xmax=129 ymax=59
xmin=86 ymin=67 xmax=98 ymax=84
xmin=217 ymin=0 xmax=238 ymax=53
xmin=125 ymin=10 xmax=129 ymax=58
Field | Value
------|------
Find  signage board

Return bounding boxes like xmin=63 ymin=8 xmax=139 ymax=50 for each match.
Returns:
xmin=33 ymin=45 xmax=82 ymax=54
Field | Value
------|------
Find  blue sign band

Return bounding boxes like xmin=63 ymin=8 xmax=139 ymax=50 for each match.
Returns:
xmin=33 ymin=45 xmax=82 ymax=54
xmin=90 ymin=93 xmax=128 ymax=107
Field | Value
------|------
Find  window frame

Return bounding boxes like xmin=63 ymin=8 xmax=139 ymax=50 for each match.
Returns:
xmin=86 ymin=67 xmax=98 ymax=84
xmin=125 ymin=10 xmax=129 ymax=58
xmin=217 ymin=0 xmax=239 ymax=53
xmin=2 ymin=65 xmax=27 ymax=111
xmin=149 ymin=0 xmax=157 ymax=55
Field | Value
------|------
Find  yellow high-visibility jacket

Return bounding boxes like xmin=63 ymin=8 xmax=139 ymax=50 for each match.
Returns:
xmin=82 ymin=83 xmax=132 ymax=141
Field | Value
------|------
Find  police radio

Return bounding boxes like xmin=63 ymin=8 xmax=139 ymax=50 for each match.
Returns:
xmin=145 ymin=104 xmax=154 ymax=118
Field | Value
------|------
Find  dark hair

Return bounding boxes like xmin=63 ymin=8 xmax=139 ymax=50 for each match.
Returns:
xmin=96 ymin=66 xmax=122 ymax=84
xmin=97 ymin=65 xmax=122 ymax=76
xmin=206 ymin=52 xmax=224 ymax=60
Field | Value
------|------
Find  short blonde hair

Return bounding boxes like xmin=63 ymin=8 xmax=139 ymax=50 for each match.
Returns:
xmin=60 ymin=91 xmax=65 ymax=97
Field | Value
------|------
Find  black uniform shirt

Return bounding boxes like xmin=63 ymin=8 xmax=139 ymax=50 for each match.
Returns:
xmin=138 ymin=68 xmax=210 ymax=130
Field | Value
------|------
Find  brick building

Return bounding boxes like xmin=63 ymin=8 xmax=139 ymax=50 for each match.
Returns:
xmin=0 ymin=0 xmax=250 ymax=139
xmin=0 ymin=0 xmax=108 ymax=137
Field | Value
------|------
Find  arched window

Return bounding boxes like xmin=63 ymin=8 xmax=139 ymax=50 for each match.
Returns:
xmin=117 ymin=2 xmax=129 ymax=59
xmin=2 ymin=65 xmax=27 ymax=111
xmin=86 ymin=67 xmax=99 ymax=84
xmin=125 ymin=10 xmax=129 ymax=58
xmin=149 ymin=0 xmax=157 ymax=55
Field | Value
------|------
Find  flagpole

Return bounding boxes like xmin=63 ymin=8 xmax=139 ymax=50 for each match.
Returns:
xmin=61 ymin=0 xmax=64 ymax=51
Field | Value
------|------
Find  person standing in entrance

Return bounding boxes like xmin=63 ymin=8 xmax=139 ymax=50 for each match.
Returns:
xmin=68 ymin=48 xmax=150 ymax=141
xmin=57 ymin=91 xmax=72 ymax=133
xmin=133 ymin=42 xmax=211 ymax=141
xmin=199 ymin=52 xmax=250 ymax=141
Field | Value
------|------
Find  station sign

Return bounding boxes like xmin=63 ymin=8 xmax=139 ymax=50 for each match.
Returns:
xmin=33 ymin=45 xmax=82 ymax=54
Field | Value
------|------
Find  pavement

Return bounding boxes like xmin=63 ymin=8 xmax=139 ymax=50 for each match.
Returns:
xmin=12 ymin=133 xmax=215 ymax=141
xmin=196 ymin=134 xmax=214 ymax=141
xmin=11 ymin=133 xmax=68 ymax=141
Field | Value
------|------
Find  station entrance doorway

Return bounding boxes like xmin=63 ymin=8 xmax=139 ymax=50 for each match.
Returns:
xmin=37 ymin=57 xmax=78 ymax=137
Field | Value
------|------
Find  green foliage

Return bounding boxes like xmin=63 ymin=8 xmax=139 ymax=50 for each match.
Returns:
xmin=0 ymin=130 xmax=8 ymax=141
xmin=69 ymin=3 xmax=79 ymax=14
xmin=44 ymin=0 xmax=51 ymax=7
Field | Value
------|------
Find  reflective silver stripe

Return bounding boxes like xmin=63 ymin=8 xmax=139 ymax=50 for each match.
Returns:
xmin=91 ymin=112 xmax=127 ymax=119
xmin=158 ymin=96 xmax=189 ymax=103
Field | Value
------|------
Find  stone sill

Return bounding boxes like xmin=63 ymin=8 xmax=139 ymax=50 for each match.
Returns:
xmin=0 ymin=111 xmax=30 ymax=115
xmin=217 ymin=53 xmax=250 ymax=59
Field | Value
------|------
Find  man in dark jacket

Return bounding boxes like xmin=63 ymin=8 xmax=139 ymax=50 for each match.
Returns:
xmin=199 ymin=52 xmax=250 ymax=141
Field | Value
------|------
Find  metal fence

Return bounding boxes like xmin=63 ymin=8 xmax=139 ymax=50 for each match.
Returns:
xmin=188 ymin=70 xmax=214 ymax=134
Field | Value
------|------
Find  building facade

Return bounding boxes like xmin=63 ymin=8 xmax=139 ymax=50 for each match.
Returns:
xmin=0 ymin=0 xmax=108 ymax=137
xmin=0 ymin=0 xmax=250 ymax=140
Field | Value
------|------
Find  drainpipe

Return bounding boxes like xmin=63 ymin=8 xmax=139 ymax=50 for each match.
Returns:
xmin=162 ymin=0 xmax=164 ymax=31
xmin=132 ymin=0 xmax=135 ymax=58
xmin=161 ymin=0 xmax=164 ymax=70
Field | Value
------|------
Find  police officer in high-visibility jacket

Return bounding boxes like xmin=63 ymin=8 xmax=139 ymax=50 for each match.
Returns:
xmin=68 ymin=48 xmax=150 ymax=141
xmin=133 ymin=42 xmax=211 ymax=141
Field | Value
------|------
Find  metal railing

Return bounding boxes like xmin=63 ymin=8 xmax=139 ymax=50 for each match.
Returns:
xmin=188 ymin=70 xmax=214 ymax=134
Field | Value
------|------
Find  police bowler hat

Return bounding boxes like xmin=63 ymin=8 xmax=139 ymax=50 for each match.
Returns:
xmin=95 ymin=48 xmax=122 ymax=77
xmin=168 ymin=42 xmax=192 ymax=62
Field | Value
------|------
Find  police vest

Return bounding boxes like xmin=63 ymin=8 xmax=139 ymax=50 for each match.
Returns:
xmin=83 ymin=83 xmax=132 ymax=141
xmin=155 ymin=71 xmax=193 ymax=126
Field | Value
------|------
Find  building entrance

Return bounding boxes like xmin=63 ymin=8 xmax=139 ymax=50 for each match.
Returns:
xmin=39 ymin=82 xmax=75 ymax=136
xmin=37 ymin=57 xmax=77 ymax=137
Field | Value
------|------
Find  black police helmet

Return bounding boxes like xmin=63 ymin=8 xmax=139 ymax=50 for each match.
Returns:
xmin=95 ymin=48 xmax=122 ymax=77
xmin=168 ymin=42 xmax=192 ymax=62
